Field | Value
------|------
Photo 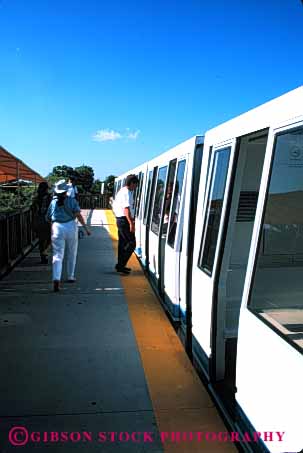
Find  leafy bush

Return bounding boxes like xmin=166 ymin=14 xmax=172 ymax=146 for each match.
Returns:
xmin=0 ymin=186 xmax=36 ymax=213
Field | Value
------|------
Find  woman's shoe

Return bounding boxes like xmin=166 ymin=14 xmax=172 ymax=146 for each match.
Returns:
xmin=53 ymin=280 xmax=60 ymax=292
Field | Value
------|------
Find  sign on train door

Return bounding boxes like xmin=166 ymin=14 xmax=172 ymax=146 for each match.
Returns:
xmin=236 ymin=118 xmax=303 ymax=453
xmin=191 ymin=139 xmax=236 ymax=368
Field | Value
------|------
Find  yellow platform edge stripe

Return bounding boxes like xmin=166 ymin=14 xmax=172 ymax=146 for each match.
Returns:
xmin=104 ymin=210 xmax=236 ymax=453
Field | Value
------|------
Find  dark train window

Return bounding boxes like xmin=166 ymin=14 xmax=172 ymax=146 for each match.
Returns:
xmin=132 ymin=173 xmax=140 ymax=217
xmin=132 ymin=175 xmax=138 ymax=213
xmin=168 ymin=160 xmax=186 ymax=247
xmin=143 ymin=171 xmax=153 ymax=225
xmin=199 ymin=147 xmax=231 ymax=274
xmin=248 ymin=127 xmax=303 ymax=354
xmin=162 ymin=159 xmax=177 ymax=236
xmin=151 ymin=166 xmax=168 ymax=235
xmin=135 ymin=172 xmax=144 ymax=218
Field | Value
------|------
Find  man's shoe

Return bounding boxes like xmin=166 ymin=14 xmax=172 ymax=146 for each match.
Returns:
xmin=53 ymin=280 xmax=60 ymax=292
xmin=115 ymin=265 xmax=130 ymax=274
xmin=115 ymin=264 xmax=131 ymax=272
xmin=67 ymin=278 xmax=76 ymax=283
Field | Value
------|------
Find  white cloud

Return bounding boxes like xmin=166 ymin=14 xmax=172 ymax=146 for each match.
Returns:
xmin=126 ymin=129 xmax=140 ymax=140
xmin=92 ymin=129 xmax=122 ymax=142
xmin=92 ymin=128 xmax=140 ymax=142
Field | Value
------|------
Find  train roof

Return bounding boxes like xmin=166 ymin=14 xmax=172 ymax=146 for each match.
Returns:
xmin=145 ymin=135 xmax=203 ymax=168
xmin=205 ymin=86 xmax=303 ymax=143
xmin=115 ymin=135 xmax=203 ymax=179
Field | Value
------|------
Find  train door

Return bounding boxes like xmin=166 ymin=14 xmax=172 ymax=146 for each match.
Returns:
xmin=149 ymin=166 xmax=168 ymax=279
xmin=210 ymin=130 xmax=268 ymax=406
xmin=191 ymin=140 xmax=236 ymax=371
xmin=140 ymin=169 xmax=152 ymax=266
xmin=162 ymin=158 xmax=187 ymax=318
xmin=158 ymin=159 xmax=177 ymax=297
xmin=134 ymin=172 xmax=144 ymax=257
xmin=236 ymin=120 xmax=303 ymax=453
xmin=143 ymin=167 xmax=158 ymax=271
xmin=179 ymin=142 xmax=204 ymax=352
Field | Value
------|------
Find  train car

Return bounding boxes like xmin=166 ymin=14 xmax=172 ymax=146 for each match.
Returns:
xmin=114 ymin=86 xmax=303 ymax=453
xmin=139 ymin=136 xmax=203 ymax=320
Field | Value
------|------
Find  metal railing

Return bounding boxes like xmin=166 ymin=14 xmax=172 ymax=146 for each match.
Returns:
xmin=0 ymin=198 xmax=110 ymax=278
xmin=78 ymin=194 xmax=111 ymax=209
xmin=0 ymin=208 xmax=37 ymax=278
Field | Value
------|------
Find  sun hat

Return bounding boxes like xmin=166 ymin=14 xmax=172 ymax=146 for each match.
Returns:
xmin=54 ymin=179 xmax=69 ymax=194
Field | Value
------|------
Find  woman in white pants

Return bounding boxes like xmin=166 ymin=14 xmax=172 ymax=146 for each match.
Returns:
xmin=46 ymin=180 xmax=91 ymax=292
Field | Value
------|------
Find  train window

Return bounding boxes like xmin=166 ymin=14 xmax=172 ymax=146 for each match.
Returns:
xmin=117 ymin=180 xmax=122 ymax=192
xmin=248 ymin=127 xmax=303 ymax=353
xmin=143 ymin=171 xmax=153 ymax=225
xmin=198 ymin=147 xmax=231 ymax=274
xmin=162 ymin=159 xmax=177 ymax=235
xmin=151 ymin=166 xmax=168 ymax=235
xmin=135 ymin=172 xmax=144 ymax=218
xmin=132 ymin=174 xmax=139 ymax=216
xmin=168 ymin=159 xmax=186 ymax=247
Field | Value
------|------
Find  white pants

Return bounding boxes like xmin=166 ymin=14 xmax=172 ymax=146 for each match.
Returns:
xmin=52 ymin=220 xmax=78 ymax=281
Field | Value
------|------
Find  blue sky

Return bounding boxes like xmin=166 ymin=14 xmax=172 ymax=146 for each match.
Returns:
xmin=0 ymin=0 xmax=303 ymax=180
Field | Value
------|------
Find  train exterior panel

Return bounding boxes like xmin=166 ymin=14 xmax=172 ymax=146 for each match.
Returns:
xmin=113 ymin=86 xmax=303 ymax=453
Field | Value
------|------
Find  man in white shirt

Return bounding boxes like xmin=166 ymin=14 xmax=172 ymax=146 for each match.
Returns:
xmin=112 ymin=174 xmax=139 ymax=274
xmin=67 ymin=176 xmax=79 ymax=200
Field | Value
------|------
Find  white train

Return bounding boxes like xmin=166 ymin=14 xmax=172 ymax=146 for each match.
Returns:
xmin=114 ymin=87 xmax=303 ymax=453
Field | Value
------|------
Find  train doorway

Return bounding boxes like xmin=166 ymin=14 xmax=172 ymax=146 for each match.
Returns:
xmin=143 ymin=168 xmax=157 ymax=272
xmin=211 ymin=130 xmax=268 ymax=406
xmin=158 ymin=159 xmax=177 ymax=296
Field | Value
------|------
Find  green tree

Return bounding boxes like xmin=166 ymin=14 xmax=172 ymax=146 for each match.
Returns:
xmin=45 ymin=163 xmax=110 ymax=195
xmin=48 ymin=165 xmax=74 ymax=179
xmin=46 ymin=165 xmax=74 ymax=186
xmin=104 ymin=174 xmax=116 ymax=195
xmin=91 ymin=179 xmax=102 ymax=194
xmin=75 ymin=165 xmax=94 ymax=193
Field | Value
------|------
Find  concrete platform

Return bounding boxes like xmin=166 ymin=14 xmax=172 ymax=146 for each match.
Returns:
xmin=0 ymin=210 xmax=237 ymax=453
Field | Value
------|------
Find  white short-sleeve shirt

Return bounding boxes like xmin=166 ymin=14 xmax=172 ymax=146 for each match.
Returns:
xmin=112 ymin=186 xmax=134 ymax=218
xmin=67 ymin=183 xmax=78 ymax=198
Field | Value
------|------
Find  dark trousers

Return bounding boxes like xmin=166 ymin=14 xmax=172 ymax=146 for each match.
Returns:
xmin=116 ymin=217 xmax=136 ymax=267
xmin=39 ymin=238 xmax=51 ymax=258
xmin=36 ymin=223 xmax=51 ymax=258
